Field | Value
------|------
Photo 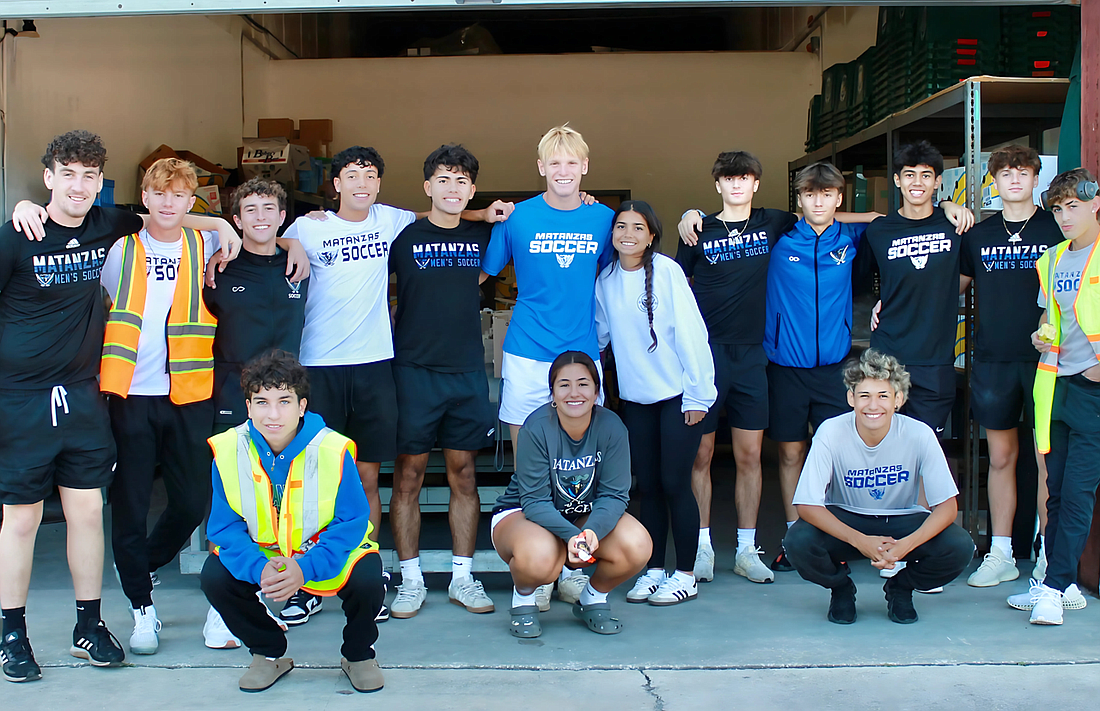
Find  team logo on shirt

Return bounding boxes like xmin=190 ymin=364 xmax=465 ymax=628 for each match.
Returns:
xmin=637 ymin=292 xmax=659 ymax=313
xmin=556 ymin=254 xmax=575 ymax=269
xmin=528 ymin=232 xmax=599 ymax=259
xmin=32 ymin=247 xmax=108 ymax=288
xmin=285 ymin=278 xmax=302 ymax=299
xmin=830 ymin=245 xmax=849 ymax=265
xmin=701 ymin=231 xmax=770 ymax=265
xmin=415 ymin=258 xmax=432 ymax=270
xmin=844 ymin=465 xmax=910 ymax=489
xmin=910 ymin=255 xmax=928 ymax=270
xmin=36 ymin=273 xmax=55 ymax=287
xmin=553 ymin=453 xmax=601 ymax=516
xmin=980 ymin=243 xmax=1047 ymax=272
xmin=886 ymin=232 xmax=951 ymax=269
xmin=870 ymin=488 xmax=886 ymax=500
xmin=412 ymin=242 xmax=482 ymax=269
xmin=318 ymin=250 xmax=340 ymax=267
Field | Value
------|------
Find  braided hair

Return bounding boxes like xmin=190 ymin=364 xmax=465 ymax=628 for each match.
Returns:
xmin=612 ymin=200 xmax=662 ymax=353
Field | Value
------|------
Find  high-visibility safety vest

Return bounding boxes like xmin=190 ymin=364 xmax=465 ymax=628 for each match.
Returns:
xmin=101 ymin=228 xmax=216 ymax=404
xmin=1034 ymin=238 xmax=1100 ymax=453
xmin=208 ymin=423 xmax=377 ymax=596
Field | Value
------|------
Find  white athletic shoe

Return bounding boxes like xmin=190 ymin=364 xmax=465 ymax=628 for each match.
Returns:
xmin=390 ymin=580 xmax=428 ymax=619
xmin=557 ymin=574 xmax=589 ymax=605
xmin=129 ymin=605 xmax=161 ymax=655
xmin=626 ymin=570 xmax=668 ymax=603
xmin=693 ymin=541 xmax=715 ymax=582
xmin=967 ymin=548 xmax=1020 ymax=587
xmin=448 ymin=576 xmax=495 ymax=614
xmin=203 ymin=607 xmax=240 ymax=649
xmin=648 ymin=575 xmax=698 ymax=606
xmin=534 ymin=583 xmax=554 ymax=612
xmin=879 ymin=560 xmax=906 ymax=578
xmin=1030 ymin=583 xmax=1064 ymax=625
xmin=733 ymin=547 xmax=775 ymax=584
xmin=1033 ymin=548 xmax=1047 ymax=581
xmin=1008 ymin=579 xmax=1088 ymax=611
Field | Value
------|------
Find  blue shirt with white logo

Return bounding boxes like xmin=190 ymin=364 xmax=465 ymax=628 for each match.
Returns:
xmin=482 ymin=196 xmax=614 ymax=362
xmin=764 ymin=219 xmax=865 ymax=368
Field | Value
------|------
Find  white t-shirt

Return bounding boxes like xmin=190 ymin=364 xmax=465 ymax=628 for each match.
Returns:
xmin=100 ymin=229 xmax=219 ymax=396
xmin=282 ymin=205 xmax=416 ymax=366
xmin=792 ymin=411 xmax=958 ymax=516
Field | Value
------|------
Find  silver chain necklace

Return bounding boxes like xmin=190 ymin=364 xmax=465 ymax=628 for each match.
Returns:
xmin=1003 ymin=206 xmax=1037 ymax=244
xmin=718 ymin=216 xmax=750 ymax=238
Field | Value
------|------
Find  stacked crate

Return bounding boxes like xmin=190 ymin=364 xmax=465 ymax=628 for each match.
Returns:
xmin=908 ymin=7 xmax=1002 ymax=104
xmin=870 ymin=5 xmax=918 ymax=123
xmin=1001 ymin=5 xmax=1080 ymax=78
xmin=805 ymin=94 xmax=823 ymax=152
xmin=845 ymin=48 xmax=875 ymax=136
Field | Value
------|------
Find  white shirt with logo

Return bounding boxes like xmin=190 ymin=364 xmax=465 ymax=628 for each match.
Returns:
xmin=282 ymin=205 xmax=416 ymax=366
xmin=100 ymin=229 xmax=219 ymax=396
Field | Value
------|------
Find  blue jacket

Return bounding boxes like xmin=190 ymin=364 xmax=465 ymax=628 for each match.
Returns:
xmin=207 ymin=411 xmax=370 ymax=586
xmin=764 ymin=219 xmax=865 ymax=368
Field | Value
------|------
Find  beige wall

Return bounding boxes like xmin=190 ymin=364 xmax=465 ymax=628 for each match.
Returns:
xmin=250 ymin=51 xmax=820 ymax=253
xmin=819 ymin=5 xmax=879 ymax=69
xmin=1 ymin=15 xmax=244 ymax=209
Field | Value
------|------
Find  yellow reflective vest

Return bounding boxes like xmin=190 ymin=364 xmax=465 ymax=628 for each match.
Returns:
xmin=101 ymin=228 xmax=216 ymax=404
xmin=1034 ymin=238 xmax=1100 ymax=453
xmin=209 ymin=423 xmax=377 ymax=596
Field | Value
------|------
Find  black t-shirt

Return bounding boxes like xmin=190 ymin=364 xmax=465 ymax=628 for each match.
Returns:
xmin=866 ymin=207 xmax=961 ymax=366
xmin=0 ymin=206 xmax=143 ymax=389
xmin=675 ymin=208 xmax=797 ymax=344
xmin=390 ymin=218 xmax=491 ymax=372
xmin=961 ymin=208 xmax=1058 ymax=363
xmin=203 ymin=248 xmax=309 ymax=424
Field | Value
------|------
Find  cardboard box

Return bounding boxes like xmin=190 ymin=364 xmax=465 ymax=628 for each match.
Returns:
xmin=241 ymin=138 xmax=311 ymax=185
xmin=138 ymin=145 xmax=230 ymax=200
xmin=257 ymin=118 xmax=295 ymax=139
xmin=298 ymin=119 xmax=333 ymax=143
xmin=191 ymin=184 xmax=222 ymax=215
xmin=869 ymin=176 xmax=891 ymax=215
xmin=492 ymin=309 xmax=512 ymax=379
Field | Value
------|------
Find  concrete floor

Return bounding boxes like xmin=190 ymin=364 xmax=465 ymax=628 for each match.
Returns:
xmin=5 ymin=452 xmax=1098 ymax=709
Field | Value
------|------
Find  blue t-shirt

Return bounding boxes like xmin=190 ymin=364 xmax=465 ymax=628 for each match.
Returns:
xmin=482 ymin=196 xmax=614 ymax=362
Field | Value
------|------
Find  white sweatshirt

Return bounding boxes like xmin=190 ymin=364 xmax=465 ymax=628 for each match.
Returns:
xmin=595 ymin=253 xmax=717 ymax=413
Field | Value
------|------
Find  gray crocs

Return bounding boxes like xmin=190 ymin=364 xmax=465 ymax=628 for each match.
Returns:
xmin=509 ymin=605 xmax=542 ymax=638
xmin=572 ymin=602 xmax=623 ymax=635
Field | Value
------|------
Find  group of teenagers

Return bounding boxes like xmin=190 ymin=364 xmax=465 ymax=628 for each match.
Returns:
xmin=1 ymin=123 xmax=1098 ymax=693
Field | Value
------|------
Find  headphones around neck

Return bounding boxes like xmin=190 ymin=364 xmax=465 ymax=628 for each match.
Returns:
xmin=1040 ymin=178 xmax=1099 ymax=211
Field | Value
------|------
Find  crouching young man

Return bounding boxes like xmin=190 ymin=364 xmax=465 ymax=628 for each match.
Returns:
xmin=783 ymin=349 xmax=973 ymax=625
xmin=201 ymin=350 xmax=385 ymax=693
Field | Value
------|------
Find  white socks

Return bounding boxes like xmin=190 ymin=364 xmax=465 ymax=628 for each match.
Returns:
xmin=452 ymin=555 xmax=472 ymax=580
xmin=512 ymin=587 xmax=536 ymax=608
xmin=698 ymin=527 xmax=712 ymax=546
xmin=670 ymin=570 xmax=695 ymax=586
xmin=991 ymin=536 xmax=1013 ymax=559
xmin=400 ymin=557 xmax=424 ymax=586
xmin=1039 ymin=535 xmax=1046 ymax=558
xmin=579 ymin=581 xmax=608 ymax=606
xmin=560 ymin=564 xmax=580 ymax=583
xmin=737 ymin=528 xmax=756 ymax=553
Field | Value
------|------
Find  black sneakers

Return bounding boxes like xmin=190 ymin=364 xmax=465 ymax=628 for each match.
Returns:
xmin=827 ymin=579 xmax=857 ymax=625
xmin=2 ymin=629 xmax=42 ymax=683
xmin=375 ymin=571 xmax=390 ymax=623
xmin=71 ymin=620 xmax=126 ymax=667
xmin=884 ymin=578 xmax=919 ymax=624
xmin=770 ymin=549 xmax=795 ymax=573
xmin=279 ymin=590 xmax=323 ymax=626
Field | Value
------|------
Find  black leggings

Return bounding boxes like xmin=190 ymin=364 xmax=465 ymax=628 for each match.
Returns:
xmin=620 ymin=396 xmax=702 ymax=572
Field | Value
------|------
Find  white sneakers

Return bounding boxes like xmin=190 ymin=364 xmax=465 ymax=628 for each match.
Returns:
xmin=1028 ymin=583 xmax=1064 ymax=625
xmin=130 ymin=605 xmax=161 ymax=655
xmin=534 ymin=583 xmax=554 ymax=612
xmin=879 ymin=560 xmax=905 ymax=578
xmin=390 ymin=580 xmax=428 ymax=619
xmin=967 ymin=548 xmax=1020 ymax=587
xmin=557 ymin=574 xmax=589 ymax=605
xmin=734 ymin=547 xmax=775 ymax=584
xmin=693 ymin=541 xmax=715 ymax=582
xmin=203 ymin=607 xmax=241 ymax=649
xmin=627 ymin=570 xmax=667 ymax=603
xmin=1007 ymin=578 xmax=1088 ymax=614
xmin=1033 ymin=548 xmax=1047 ymax=581
xmin=448 ymin=577 xmax=495 ymax=614
xmin=648 ymin=574 xmax=698 ymax=606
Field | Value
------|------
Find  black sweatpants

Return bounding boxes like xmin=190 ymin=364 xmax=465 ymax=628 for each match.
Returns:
xmin=201 ymin=552 xmax=384 ymax=661
xmin=620 ymin=396 xmax=702 ymax=572
xmin=1043 ymin=374 xmax=1100 ymax=592
xmin=109 ymin=395 xmax=214 ymax=608
xmin=783 ymin=506 xmax=974 ymax=591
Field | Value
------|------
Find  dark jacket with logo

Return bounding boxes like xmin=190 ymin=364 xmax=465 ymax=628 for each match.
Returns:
xmin=203 ymin=248 xmax=308 ymax=425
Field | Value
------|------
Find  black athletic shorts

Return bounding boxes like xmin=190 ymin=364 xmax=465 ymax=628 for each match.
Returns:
xmin=0 ymin=378 xmax=116 ymax=505
xmin=766 ymin=361 xmax=848 ymax=442
xmin=394 ymin=364 xmax=496 ymax=454
xmin=701 ymin=343 xmax=769 ymax=434
xmin=901 ymin=364 xmax=957 ymax=434
xmin=307 ymin=361 xmax=398 ymax=462
xmin=970 ymin=359 xmax=1037 ymax=431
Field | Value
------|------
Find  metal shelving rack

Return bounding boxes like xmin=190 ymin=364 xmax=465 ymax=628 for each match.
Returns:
xmin=789 ymin=76 xmax=1070 ymax=537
